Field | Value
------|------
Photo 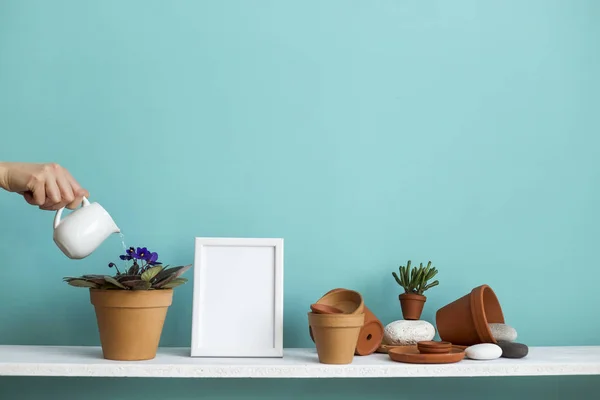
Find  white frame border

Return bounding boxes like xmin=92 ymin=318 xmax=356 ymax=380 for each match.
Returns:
xmin=190 ymin=237 xmax=284 ymax=358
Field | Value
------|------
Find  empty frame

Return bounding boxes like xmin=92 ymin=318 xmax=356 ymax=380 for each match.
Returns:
xmin=190 ymin=237 xmax=283 ymax=357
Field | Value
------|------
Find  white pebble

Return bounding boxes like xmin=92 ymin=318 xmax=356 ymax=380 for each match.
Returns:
xmin=465 ymin=343 xmax=502 ymax=360
xmin=489 ymin=323 xmax=517 ymax=342
xmin=383 ymin=320 xmax=435 ymax=346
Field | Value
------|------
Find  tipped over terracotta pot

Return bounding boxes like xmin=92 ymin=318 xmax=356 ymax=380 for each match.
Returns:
xmin=308 ymin=312 xmax=364 ymax=364
xmin=90 ymin=289 xmax=173 ymax=361
xmin=435 ymin=284 xmax=505 ymax=346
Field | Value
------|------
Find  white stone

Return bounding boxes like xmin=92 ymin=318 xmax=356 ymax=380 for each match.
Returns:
xmin=383 ymin=320 xmax=435 ymax=346
xmin=465 ymin=343 xmax=502 ymax=360
xmin=489 ymin=323 xmax=517 ymax=342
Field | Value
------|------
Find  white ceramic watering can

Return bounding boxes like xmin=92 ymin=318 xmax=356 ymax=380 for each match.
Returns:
xmin=53 ymin=197 xmax=120 ymax=259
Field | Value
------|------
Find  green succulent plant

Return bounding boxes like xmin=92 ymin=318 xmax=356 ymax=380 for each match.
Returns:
xmin=63 ymin=246 xmax=191 ymax=290
xmin=392 ymin=260 xmax=439 ymax=295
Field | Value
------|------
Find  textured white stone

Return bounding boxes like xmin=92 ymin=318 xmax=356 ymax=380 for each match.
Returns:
xmin=0 ymin=345 xmax=599 ymax=378
xmin=489 ymin=323 xmax=518 ymax=342
xmin=466 ymin=343 xmax=503 ymax=360
xmin=383 ymin=320 xmax=435 ymax=346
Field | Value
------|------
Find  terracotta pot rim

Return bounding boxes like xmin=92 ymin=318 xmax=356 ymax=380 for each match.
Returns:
xmin=470 ymin=285 xmax=504 ymax=343
xmin=308 ymin=311 xmax=365 ymax=317
xmin=90 ymin=287 xmax=173 ymax=309
xmin=316 ymin=289 xmax=364 ymax=314
xmin=308 ymin=312 xmax=364 ymax=328
xmin=399 ymin=293 xmax=427 ymax=301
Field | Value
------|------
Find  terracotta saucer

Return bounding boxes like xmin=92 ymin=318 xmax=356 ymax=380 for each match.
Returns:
xmin=388 ymin=345 xmax=465 ymax=364
xmin=310 ymin=303 xmax=344 ymax=314
xmin=417 ymin=341 xmax=452 ymax=354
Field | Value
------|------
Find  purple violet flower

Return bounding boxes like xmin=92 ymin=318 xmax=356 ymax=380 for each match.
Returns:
xmin=136 ymin=247 xmax=150 ymax=261
xmin=119 ymin=247 xmax=135 ymax=260
xmin=148 ymin=252 xmax=160 ymax=265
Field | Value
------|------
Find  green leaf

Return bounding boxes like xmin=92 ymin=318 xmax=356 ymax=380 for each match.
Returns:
xmin=160 ymin=278 xmax=188 ymax=289
xmin=424 ymin=280 xmax=439 ymax=291
xmin=422 ymin=263 xmax=431 ymax=281
xmin=122 ymin=279 xmax=146 ymax=288
xmin=153 ymin=264 xmax=191 ymax=287
xmin=104 ymin=275 xmax=127 ymax=289
xmin=392 ymin=271 xmax=402 ymax=286
xmin=116 ymin=274 xmax=140 ymax=282
xmin=66 ymin=279 xmax=98 ymax=288
xmin=127 ymin=280 xmax=152 ymax=290
xmin=80 ymin=275 xmax=107 ymax=284
xmin=141 ymin=266 xmax=163 ymax=282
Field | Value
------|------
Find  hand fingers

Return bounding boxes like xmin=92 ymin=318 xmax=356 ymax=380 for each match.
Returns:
xmin=30 ymin=181 xmax=47 ymax=207
xmin=65 ymin=172 xmax=89 ymax=209
xmin=41 ymin=177 xmax=75 ymax=210
xmin=56 ymin=174 xmax=75 ymax=209
xmin=22 ymin=191 xmax=38 ymax=205
xmin=66 ymin=188 xmax=89 ymax=210
xmin=40 ymin=178 xmax=63 ymax=210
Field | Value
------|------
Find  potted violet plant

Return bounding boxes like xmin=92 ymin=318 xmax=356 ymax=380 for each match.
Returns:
xmin=392 ymin=260 xmax=439 ymax=320
xmin=63 ymin=246 xmax=191 ymax=361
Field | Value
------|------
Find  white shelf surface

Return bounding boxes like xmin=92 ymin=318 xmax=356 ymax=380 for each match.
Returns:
xmin=0 ymin=346 xmax=599 ymax=378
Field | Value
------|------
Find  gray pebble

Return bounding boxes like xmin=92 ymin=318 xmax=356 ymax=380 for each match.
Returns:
xmin=489 ymin=323 xmax=517 ymax=342
xmin=497 ymin=340 xmax=528 ymax=359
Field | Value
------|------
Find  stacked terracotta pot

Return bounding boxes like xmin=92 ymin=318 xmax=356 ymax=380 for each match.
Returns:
xmin=307 ymin=288 xmax=384 ymax=364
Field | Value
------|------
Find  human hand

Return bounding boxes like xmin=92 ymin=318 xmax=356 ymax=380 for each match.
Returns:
xmin=0 ymin=162 xmax=89 ymax=210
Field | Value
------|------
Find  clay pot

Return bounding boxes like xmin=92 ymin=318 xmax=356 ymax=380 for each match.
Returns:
xmin=355 ymin=307 xmax=385 ymax=356
xmin=315 ymin=288 xmax=364 ymax=314
xmin=399 ymin=293 xmax=426 ymax=320
xmin=310 ymin=304 xmax=343 ymax=314
xmin=309 ymin=288 xmax=384 ymax=356
xmin=435 ymin=284 xmax=505 ymax=346
xmin=308 ymin=312 xmax=364 ymax=364
xmin=90 ymin=289 xmax=173 ymax=361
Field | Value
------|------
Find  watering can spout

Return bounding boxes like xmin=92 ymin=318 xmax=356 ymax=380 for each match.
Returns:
xmin=111 ymin=220 xmax=121 ymax=234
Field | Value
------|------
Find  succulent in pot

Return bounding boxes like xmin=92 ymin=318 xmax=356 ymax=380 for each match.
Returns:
xmin=64 ymin=246 xmax=191 ymax=361
xmin=392 ymin=260 xmax=439 ymax=320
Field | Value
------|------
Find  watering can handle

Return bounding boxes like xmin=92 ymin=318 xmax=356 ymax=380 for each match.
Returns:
xmin=53 ymin=197 xmax=90 ymax=229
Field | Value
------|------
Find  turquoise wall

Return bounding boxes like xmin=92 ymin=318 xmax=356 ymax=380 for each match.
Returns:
xmin=1 ymin=0 xmax=599 ymax=398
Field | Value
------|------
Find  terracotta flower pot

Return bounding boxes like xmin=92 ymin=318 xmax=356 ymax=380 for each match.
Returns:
xmin=309 ymin=288 xmax=384 ymax=356
xmin=355 ymin=308 xmax=385 ymax=356
xmin=90 ymin=288 xmax=173 ymax=361
xmin=399 ymin=293 xmax=426 ymax=320
xmin=315 ymin=288 xmax=364 ymax=314
xmin=435 ymin=284 xmax=505 ymax=346
xmin=308 ymin=312 xmax=364 ymax=364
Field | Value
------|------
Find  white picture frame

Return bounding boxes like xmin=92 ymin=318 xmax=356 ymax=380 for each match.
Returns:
xmin=190 ymin=237 xmax=284 ymax=357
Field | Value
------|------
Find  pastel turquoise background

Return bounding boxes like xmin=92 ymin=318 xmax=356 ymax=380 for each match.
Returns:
xmin=1 ymin=0 xmax=599 ymax=398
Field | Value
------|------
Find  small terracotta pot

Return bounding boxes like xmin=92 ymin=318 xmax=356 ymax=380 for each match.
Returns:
xmin=308 ymin=312 xmax=364 ymax=364
xmin=399 ymin=293 xmax=426 ymax=320
xmin=90 ymin=289 xmax=173 ymax=361
xmin=435 ymin=284 xmax=505 ymax=346
xmin=315 ymin=289 xmax=364 ymax=314
xmin=309 ymin=288 xmax=384 ymax=356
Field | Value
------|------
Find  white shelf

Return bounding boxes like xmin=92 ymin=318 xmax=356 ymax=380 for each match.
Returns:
xmin=0 ymin=345 xmax=599 ymax=378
